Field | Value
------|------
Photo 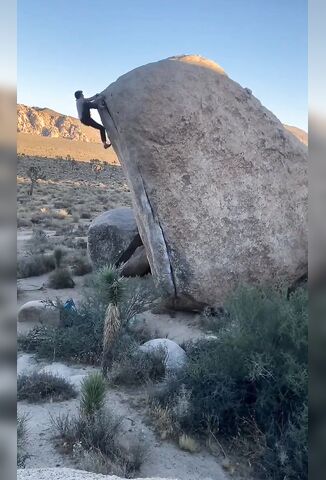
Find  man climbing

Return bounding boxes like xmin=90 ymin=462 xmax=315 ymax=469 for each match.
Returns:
xmin=74 ymin=90 xmax=111 ymax=149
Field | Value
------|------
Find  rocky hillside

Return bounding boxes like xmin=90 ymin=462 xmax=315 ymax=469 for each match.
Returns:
xmin=17 ymin=103 xmax=307 ymax=145
xmin=284 ymin=124 xmax=308 ymax=145
xmin=17 ymin=104 xmax=99 ymax=143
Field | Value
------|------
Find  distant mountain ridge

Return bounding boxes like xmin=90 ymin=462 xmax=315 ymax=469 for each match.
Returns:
xmin=283 ymin=125 xmax=308 ymax=145
xmin=17 ymin=103 xmax=308 ymax=146
xmin=17 ymin=104 xmax=100 ymax=143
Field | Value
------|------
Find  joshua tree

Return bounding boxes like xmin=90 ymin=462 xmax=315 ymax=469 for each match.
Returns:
xmin=53 ymin=247 xmax=63 ymax=268
xmin=27 ymin=165 xmax=46 ymax=196
xmin=97 ymin=266 xmax=125 ymax=374
xmin=90 ymin=159 xmax=105 ymax=179
xmin=66 ymin=154 xmax=77 ymax=171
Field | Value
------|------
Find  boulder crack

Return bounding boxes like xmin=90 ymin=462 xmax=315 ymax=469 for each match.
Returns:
xmin=141 ymin=181 xmax=177 ymax=298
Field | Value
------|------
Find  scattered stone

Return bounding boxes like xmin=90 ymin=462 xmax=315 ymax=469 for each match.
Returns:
xmin=140 ymin=338 xmax=187 ymax=373
xmin=18 ymin=300 xmax=60 ymax=327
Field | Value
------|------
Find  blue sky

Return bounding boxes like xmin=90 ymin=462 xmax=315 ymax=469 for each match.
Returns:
xmin=18 ymin=0 xmax=307 ymax=130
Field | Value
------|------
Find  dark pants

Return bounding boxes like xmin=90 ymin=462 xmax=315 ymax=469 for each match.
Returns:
xmin=81 ymin=116 xmax=107 ymax=143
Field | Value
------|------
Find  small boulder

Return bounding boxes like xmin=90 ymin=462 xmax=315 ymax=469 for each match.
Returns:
xmin=88 ymin=208 xmax=139 ymax=268
xmin=18 ymin=300 xmax=60 ymax=327
xmin=121 ymin=246 xmax=150 ymax=277
xmin=140 ymin=338 xmax=187 ymax=373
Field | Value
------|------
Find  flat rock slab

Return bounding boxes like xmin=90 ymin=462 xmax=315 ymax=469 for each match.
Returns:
xmin=18 ymin=468 xmax=177 ymax=480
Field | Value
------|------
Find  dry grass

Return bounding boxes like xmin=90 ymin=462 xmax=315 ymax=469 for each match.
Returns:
xmin=17 ymin=132 xmax=120 ymax=163
xmin=178 ymin=433 xmax=200 ymax=453
xmin=149 ymin=403 xmax=178 ymax=440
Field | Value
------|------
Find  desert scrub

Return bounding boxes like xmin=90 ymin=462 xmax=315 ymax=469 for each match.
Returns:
xmin=151 ymin=286 xmax=308 ymax=480
xmin=111 ymin=346 xmax=166 ymax=386
xmin=47 ymin=267 xmax=75 ymax=289
xmin=17 ymin=371 xmax=77 ymax=403
xmin=71 ymin=254 xmax=93 ymax=276
xmin=26 ymin=228 xmax=49 ymax=254
xmin=17 ymin=298 xmax=107 ymax=364
xmin=17 ymin=253 xmax=55 ymax=278
xmin=51 ymin=372 xmax=147 ymax=477
xmin=18 ymin=275 xmax=156 ymax=365
xmin=17 ymin=413 xmax=29 ymax=467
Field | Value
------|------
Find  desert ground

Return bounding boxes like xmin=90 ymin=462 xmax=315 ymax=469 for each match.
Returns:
xmin=17 ymin=153 xmax=246 ymax=480
xmin=17 ymin=133 xmax=120 ymax=164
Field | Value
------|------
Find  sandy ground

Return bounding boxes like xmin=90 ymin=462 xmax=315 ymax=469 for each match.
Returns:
xmin=18 ymin=467 xmax=176 ymax=480
xmin=18 ymin=354 xmax=229 ymax=480
xmin=17 ymin=223 xmax=240 ymax=480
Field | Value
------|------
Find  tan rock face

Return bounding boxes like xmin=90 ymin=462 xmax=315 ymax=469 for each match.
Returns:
xmin=17 ymin=104 xmax=99 ymax=143
xmin=98 ymin=55 xmax=308 ymax=307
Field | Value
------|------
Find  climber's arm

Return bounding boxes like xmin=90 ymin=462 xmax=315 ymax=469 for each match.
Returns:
xmin=84 ymin=94 xmax=101 ymax=109
xmin=84 ymin=93 xmax=100 ymax=102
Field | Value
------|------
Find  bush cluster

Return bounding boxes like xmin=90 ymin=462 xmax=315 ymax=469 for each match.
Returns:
xmin=150 ymin=286 xmax=308 ymax=480
xmin=47 ymin=267 xmax=75 ymax=289
xmin=51 ymin=373 xmax=147 ymax=477
xmin=18 ymin=371 xmax=77 ymax=403
xmin=111 ymin=345 xmax=166 ymax=386
xmin=17 ymin=253 xmax=55 ymax=278
xmin=18 ymin=269 xmax=157 ymax=366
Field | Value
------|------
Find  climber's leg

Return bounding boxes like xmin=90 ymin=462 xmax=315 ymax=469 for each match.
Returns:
xmin=86 ymin=118 xmax=108 ymax=144
xmin=82 ymin=117 xmax=111 ymax=148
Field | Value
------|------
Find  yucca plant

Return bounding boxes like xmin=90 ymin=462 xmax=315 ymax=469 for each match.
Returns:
xmin=80 ymin=372 xmax=106 ymax=417
xmin=96 ymin=266 xmax=126 ymax=373
xmin=53 ymin=247 xmax=63 ymax=268
xmin=95 ymin=265 xmax=126 ymax=306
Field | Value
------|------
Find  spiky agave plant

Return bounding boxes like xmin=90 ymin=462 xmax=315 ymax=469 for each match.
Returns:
xmin=80 ymin=372 xmax=106 ymax=417
xmin=97 ymin=266 xmax=126 ymax=374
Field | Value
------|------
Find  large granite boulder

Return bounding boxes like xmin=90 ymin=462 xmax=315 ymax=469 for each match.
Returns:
xmin=88 ymin=208 xmax=138 ymax=268
xmin=98 ymin=55 xmax=308 ymax=307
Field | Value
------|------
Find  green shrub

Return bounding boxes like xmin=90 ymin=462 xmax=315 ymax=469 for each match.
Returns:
xmin=26 ymin=228 xmax=49 ymax=254
xmin=18 ymin=371 xmax=77 ymax=403
xmin=17 ymin=413 xmax=29 ymax=467
xmin=111 ymin=346 xmax=166 ymax=386
xmin=80 ymin=211 xmax=92 ymax=219
xmin=18 ymin=270 xmax=158 ymax=367
xmin=51 ymin=407 xmax=146 ymax=477
xmin=18 ymin=297 xmax=107 ymax=364
xmin=48 ymin=267 xmax=75 ymax=289
xmin=17 ymin=253 xmax=55 ymax=278
xmin=80 ymin=373 xmax=107 ymax=416
xmin=71 ymin=255 xmax=93 ymax=276
xmin=152 ymin=286 xmax=308 ymax=480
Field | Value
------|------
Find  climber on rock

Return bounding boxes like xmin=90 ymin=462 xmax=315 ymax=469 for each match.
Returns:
xmin=74 ymin=90 xmax=111 ymax=149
